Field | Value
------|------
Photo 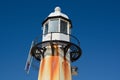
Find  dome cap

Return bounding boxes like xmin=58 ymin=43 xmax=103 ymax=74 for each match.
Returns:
xmin=48 ymin=6 xmax=69 ymax=19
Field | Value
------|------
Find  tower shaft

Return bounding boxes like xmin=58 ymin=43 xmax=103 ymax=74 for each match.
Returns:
xmin=38 ymin=44 xmax=71 ymax=80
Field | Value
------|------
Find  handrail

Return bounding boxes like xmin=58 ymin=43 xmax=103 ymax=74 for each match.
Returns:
xmin=33 ymin=32 xmax=80 ymax=47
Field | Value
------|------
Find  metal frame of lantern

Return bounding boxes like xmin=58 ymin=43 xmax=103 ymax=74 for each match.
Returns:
xmin=42 ymin=16 xmax=72 ymax=26
xmin=31 ymin=32 xmax=82 ymax=62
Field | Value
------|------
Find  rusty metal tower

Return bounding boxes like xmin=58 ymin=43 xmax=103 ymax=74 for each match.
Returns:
xmin=25 ymin=7 xmax=82 ymax=80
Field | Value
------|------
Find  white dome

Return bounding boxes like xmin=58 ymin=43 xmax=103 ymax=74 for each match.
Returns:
xmin=48 ymin=7 xmax=69 ymax=19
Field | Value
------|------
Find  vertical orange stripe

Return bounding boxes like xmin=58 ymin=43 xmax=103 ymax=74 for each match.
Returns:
xmin=38 ymin=59 xmax=44 ymax=80
xmin=62 ymin=57 xmax=71 ymax=80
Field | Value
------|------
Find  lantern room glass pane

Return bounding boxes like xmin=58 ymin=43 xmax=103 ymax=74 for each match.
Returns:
xmin=49 ymin=19 xmax=59 ymax=32
xmin=60 ymin=20 xmax=67 ymax=34
xmin=44 ymin=23 xmax=48 ymax=34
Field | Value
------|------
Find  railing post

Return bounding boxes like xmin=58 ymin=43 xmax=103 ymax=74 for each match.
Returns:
xmin=50 ymin=32 xmax=52 ymax=40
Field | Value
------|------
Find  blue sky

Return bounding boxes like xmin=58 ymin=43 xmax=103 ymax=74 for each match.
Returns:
xmin=0 ymin=0 xmax=120 ymax=80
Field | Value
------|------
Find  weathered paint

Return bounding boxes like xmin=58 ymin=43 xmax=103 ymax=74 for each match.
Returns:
xmin=38 ymin=45 xmax=71 ymax=80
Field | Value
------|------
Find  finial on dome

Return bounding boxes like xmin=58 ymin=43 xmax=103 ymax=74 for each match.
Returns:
xmin=48 ymin=6 xmax=69 ymax=19
xmin=55 ymin=6 xmax=61 ymax=12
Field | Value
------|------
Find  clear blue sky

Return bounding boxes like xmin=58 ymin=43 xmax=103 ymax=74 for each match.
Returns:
xmin=0 ymin=0 xmax=120 ymax=80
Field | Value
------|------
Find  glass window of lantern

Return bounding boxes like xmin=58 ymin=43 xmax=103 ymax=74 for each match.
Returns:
xmin=60 ymin=20 xmax=67 ymax=34
xmin=44 ymin=23 xmax=48 ymax=34
xmin=49 ymin=19 xmax=59 ymax=32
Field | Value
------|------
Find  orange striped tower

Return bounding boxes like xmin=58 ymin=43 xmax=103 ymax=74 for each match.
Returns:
xmin=25 ymin=7 xmax=82 ymax=80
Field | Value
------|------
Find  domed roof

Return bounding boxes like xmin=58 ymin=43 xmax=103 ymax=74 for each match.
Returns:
xmin=48 ymin=7 xmax=69 ymax=19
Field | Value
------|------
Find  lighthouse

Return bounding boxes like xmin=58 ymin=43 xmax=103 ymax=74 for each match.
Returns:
xmin=25 ymin=7 xmax=82 ymax=80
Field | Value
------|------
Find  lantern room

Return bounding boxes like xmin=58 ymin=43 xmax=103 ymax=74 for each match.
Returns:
xmin=42 ymin=7 xmax=72 ymax=42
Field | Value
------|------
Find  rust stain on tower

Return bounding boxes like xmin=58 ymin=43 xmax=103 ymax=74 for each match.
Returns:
xmin=25 ymin=6 xmax=82 ymax=80
xmin=38 ymin=44 xmax=71 ymax=80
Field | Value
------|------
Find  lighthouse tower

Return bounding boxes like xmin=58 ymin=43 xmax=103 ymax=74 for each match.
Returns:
xmin=25 ymin=7 xmax=82 ymax=80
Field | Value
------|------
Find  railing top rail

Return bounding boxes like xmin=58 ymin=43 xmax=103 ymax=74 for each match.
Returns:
xmin=33 ymin=32 xmax=80 ymax=47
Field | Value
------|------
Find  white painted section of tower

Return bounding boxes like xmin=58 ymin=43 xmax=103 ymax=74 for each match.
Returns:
xmin=42 ymin=33 xmax=70 ymax=42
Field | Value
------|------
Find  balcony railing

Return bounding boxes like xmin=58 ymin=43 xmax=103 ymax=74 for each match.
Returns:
xmin=33 ymin=32 xmax=80 ymax=47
